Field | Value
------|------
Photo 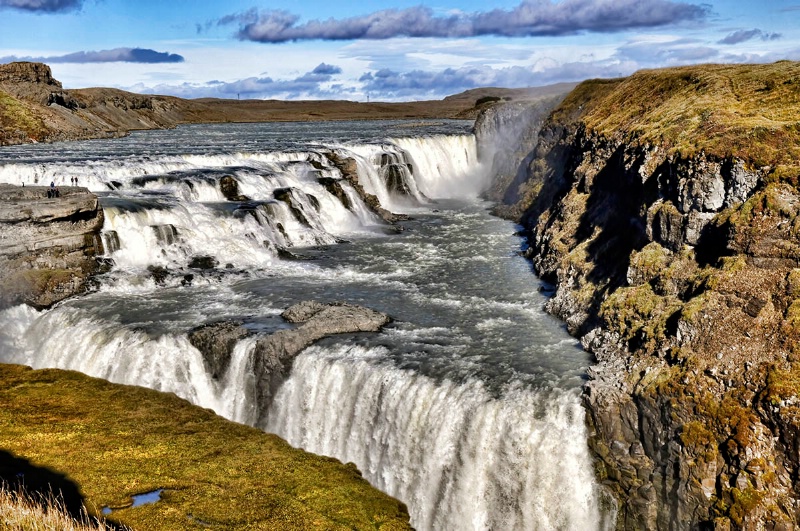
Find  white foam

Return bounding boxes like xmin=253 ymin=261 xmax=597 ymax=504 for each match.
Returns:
xmin=266 ymin=344 xmax=605 ymax=531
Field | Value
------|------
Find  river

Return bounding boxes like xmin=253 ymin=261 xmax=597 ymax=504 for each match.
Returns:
xmin=0 ymin=120 xmax=612 ymax=529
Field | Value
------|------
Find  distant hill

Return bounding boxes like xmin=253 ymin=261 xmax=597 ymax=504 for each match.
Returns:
xmin=0 ymin=61 xmax=575 ymax=146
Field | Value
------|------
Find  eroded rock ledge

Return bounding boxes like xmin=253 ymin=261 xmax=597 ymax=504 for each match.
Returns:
xmin=503 ymin=62 xmax=800 ymax=529
xmin=0 ymin=184 xmax=104 ymax=310
xmin=189 ymin=301 xmax=390 ymax=424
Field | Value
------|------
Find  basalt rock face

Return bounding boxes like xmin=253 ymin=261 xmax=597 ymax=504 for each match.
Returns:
xmin=0 ymin=184 xmax=104 ymax=310
xmin=508 ymin=63 xmax=800 ymax=529
xmin=0 ymin=62 xmax=186 ymax=145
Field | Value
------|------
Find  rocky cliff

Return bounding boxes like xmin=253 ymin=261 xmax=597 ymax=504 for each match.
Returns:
xmin=501 ymin=61 xmax=800 ymax=529
xmin=0 ymin=184 xmax=104 ymax=309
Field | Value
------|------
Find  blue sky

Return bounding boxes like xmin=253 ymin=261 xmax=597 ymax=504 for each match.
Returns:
xmin=0 ymin=0 xmax=798 ymax=101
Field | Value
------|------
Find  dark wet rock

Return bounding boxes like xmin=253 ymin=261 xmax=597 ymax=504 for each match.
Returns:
xmin=146 ymin=265 xmax=170 ymax=285
xmin=151 ymin=224 xmax=179 ymax=246
xmin=188 ymin=321 xmax=250 ymax=380
xmin=273 ymin=188 xmax=311 ymax=226
xmin=219 ymin=175 xmax=250 ymax=201
xmin=277 ymin=248 xmax=315 ymax=261
xmin=0 ymin=184 xmax=104 ymax=310
xmin=384 ymin=164 xmax=414 ymax=195
xmin=188 ymin=255 xmax=218 ymax=270
xmin=327 ymin=152 xmax=409 ymax=223
xmin=318 ymin=177 xmax=353 ymax=211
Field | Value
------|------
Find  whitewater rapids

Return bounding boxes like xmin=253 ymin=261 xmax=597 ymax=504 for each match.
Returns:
xmin=0 ymin=120 xmax=613 ymax=529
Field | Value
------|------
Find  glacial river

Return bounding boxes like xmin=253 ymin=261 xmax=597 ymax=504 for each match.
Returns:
xmin=0 ymin=120 xmax=611 ymax=529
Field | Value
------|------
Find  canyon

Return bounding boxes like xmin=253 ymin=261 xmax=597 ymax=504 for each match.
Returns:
xmin=497 ymin=61 xmax=800 ymax=529
xmin=2 ymin=59 xmax=800 ymax=530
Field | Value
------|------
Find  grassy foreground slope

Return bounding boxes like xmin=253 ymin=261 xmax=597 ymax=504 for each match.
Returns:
xmin=0 ymin=364 xmax=411 ymax=530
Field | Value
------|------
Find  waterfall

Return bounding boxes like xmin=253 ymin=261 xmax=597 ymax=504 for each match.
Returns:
xmin=266 ymin=344 xmax=605 ymax=531
xmin=0 ymin=305 xmax=220 ymax=407
xmin=0 ymin=122 xmax=613 ymax=530
xmin=0 ymin=303 xmax=610 ymax=531
xmin=391 ymin=134 xmax=488 ymax=199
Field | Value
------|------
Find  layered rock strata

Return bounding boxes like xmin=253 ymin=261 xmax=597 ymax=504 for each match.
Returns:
xmin=501 ymin=62 xmax=800 ymax=529
xmin=0 ymin=184 xmax=104 ymax=310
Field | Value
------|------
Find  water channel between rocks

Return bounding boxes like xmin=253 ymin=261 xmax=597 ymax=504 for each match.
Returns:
xmin=0 ymin=120 xmax=612 ymax=529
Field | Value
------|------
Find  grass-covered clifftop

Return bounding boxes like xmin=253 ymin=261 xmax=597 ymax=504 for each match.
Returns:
xmin=0 ymin=364 xmax=411 ymax=530
xmin=553 ymin=61 xmax=800 ymax=176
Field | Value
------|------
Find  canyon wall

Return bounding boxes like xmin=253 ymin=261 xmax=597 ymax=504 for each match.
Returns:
xmin=501 ymin=61 xmax=800 ymax=529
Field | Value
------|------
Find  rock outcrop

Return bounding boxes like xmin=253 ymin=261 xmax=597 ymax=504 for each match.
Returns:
xmin=0 ymin=184 xmax=104 ymax=310
xmin=189 ymin=301 xmax=390 ymax=424
xmin=504 ymin=62 xmax=800 ymax=529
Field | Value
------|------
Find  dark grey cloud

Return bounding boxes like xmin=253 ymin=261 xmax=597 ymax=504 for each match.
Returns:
xmin=312 ymin=63 xmax=342 ymax=75
xmin=718 ymin=29 xmax=782 ymax=45
xmin=218 ymin=0 xmax=711 ymax=43
xmin=1 ymin=48 xmax=185 ymax=63
xmin=0 ymin=0 xmax=81 ymax=13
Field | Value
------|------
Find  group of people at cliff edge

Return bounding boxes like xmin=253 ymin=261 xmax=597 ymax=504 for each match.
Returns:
xmin=46 ymin=177 xmax=79 ymax=198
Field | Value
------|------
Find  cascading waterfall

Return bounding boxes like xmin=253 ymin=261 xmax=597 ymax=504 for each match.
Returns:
xmin=391 ymin=134 xmax=488 ymax=199
xmin=266 ymin=344 xmax=603 ymax=530
xmin=0 ymin=121 xmax=613 ymax=530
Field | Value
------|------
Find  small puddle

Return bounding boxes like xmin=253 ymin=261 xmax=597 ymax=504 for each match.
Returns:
xmin=101 ymin=489 xmax=164 ymax=515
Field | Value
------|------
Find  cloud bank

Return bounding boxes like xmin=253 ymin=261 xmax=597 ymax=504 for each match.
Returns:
xmin=135 ymin=62 xmax=346 ymax=100
xmin=1 ymin=48 xmax=185 ymax=64
xmin=218 ymin=0 xmax=711 ymax=43
xmin=0 ymin=0 xmax=82 ymax=13
xmin=718 ymin=29 xmax=782 ymax=45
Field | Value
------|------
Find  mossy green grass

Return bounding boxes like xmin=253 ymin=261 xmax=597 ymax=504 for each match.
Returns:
xmin=0 ymin=364 xmax=411 ymax=530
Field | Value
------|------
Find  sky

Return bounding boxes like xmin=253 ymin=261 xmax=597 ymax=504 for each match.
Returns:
xmin=0 ymin=0 xmax=798 ymax=102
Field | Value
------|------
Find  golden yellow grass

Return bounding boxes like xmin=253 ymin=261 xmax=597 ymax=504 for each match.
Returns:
xmin=0 ymin=90 xmax=47 ymax=142
xmin=0 ymin=484 xmax=126 ymax=531
xmin=0 ymin=364 xmax=411 ymax=531
xmin=554 ymin=61 xmax=800 ymax=176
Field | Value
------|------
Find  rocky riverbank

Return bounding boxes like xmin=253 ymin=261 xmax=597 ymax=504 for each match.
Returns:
xmin=498 ymin=61 xmax=800 ymax=529
xmin=0 ymin=183 xmax=104 ymax=310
